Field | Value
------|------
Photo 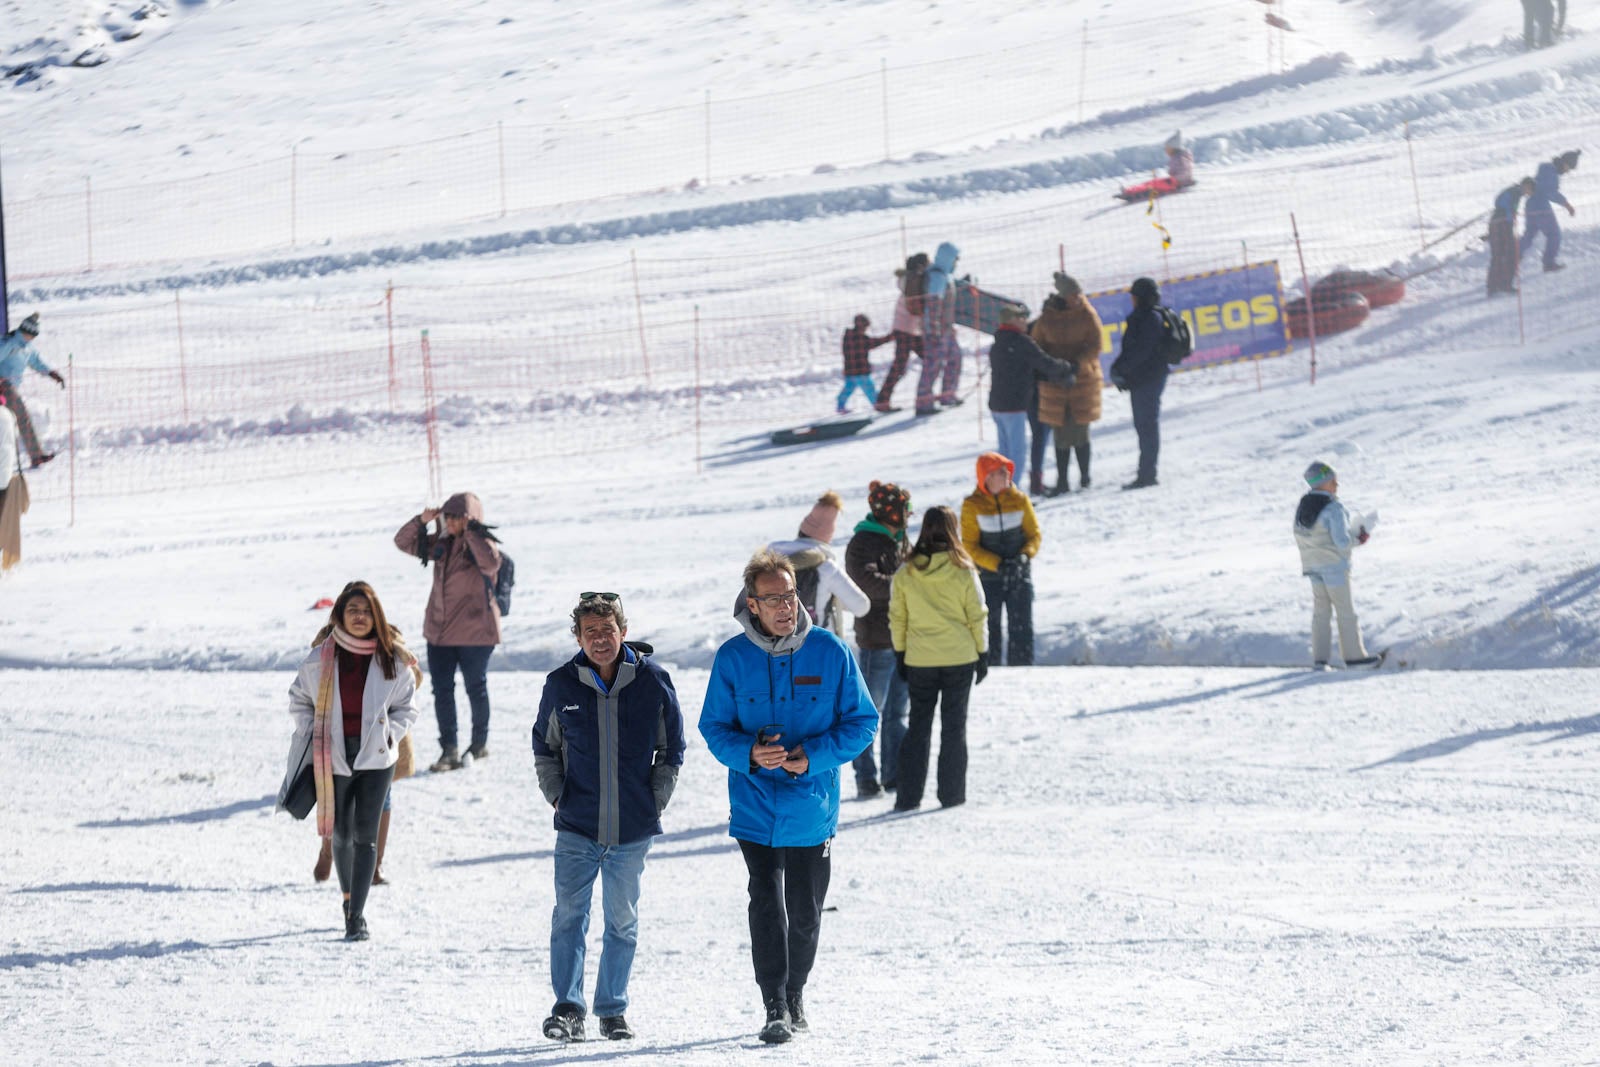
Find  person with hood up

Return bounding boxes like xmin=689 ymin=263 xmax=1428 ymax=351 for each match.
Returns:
xmin=1109 ymin=277 xmax=1170 ymax=490
xmin=279 ymin=581 xmax=421 ymax=941
xmin=394 ymin=491 xmax=504 ymax=771
xmin=844 ymin=480 xmax=914 ymax=797
xmin=532 ymin=592 xmax=686 ymax=1044
xmin=1165 ymin=131 xmax=1195 ymax=187
xmin=1488 ymin=176 xmax=1537 ymax=297
xmin=699 ymin=549 xmax=877 ymax=1045
xmin=960 ymin=452 xmax=1042 ymax=667
xmin=913 ymin=242 xmax=965 ymax=415
xmin=987 ymin=304 xmax=1074 ymax=491
xmin=1519 ymin=149 xmax=1579 ymax=273
xmin=876 ymin=253 xmax=929 ymax=412
xmin=1293 ymin=462 xmax=1383 ymax=670
xmin=0 ymin=312 xmax=66 ymax=470
xmin=889 ymin=505 xmax=988 ymax=812
xmin=1030 ymin=272 xmax=1105 ymax=494
xmin=766 ymin=490 xmax=870 ymax=640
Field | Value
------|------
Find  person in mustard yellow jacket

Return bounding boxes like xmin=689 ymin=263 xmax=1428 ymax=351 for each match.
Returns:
xmin=888 ymin=506 xmax=987 ymax=811
xmin=960 ymin=452 xmax=1041 ymax=666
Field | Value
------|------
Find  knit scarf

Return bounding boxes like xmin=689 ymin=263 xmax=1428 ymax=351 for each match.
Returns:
xmin=312 ymin=627 xmax=378 ymax=839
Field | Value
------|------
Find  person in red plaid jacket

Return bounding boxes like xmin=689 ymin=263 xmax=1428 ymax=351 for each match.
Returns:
xmin=836 ymin=314 xmax=892 ymax=414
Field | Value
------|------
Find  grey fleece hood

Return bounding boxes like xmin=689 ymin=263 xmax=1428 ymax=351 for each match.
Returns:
xmin=733 ymin=594 xmax=813 ymax=656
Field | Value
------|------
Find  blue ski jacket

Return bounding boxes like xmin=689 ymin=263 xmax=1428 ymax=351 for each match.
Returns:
xmin=0 ymin=331 xmax=52 ymax=384
xmin=1527 ymin=161 xmax=1570 ymax=215
xmin=700 ymin=604 xmax=876 ymax=848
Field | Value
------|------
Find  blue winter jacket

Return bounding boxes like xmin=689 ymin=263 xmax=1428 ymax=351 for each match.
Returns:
xmin=700 ymin=604 xmax=877 ymax=848
xmin=0 ymin=331 xmax=52 ymax=384
xmin=1527 ymin=161 xmax=1570 ymax=214
xmin=532 ymin=643 xmax=686 ymax=846
xmin=1492 ymin=184 xmax=1525 ymax=221
xmin=921 ymin=241 xmax=962 ymax=352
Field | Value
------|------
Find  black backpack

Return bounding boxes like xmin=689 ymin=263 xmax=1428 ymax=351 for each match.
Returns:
xmin=485 ymin=553 xmax=515 ymax=616
xmin=1155 ymin=306 xmax=1193 ymax=365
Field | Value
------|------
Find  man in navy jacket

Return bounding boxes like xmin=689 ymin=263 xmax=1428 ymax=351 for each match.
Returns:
xmin=700 ymin=549 xmax=877 ymax=1044
xmin=532 ymin=593 xmax=686 ymax=1044
xmin=1108 ymin=276 xmax=1170 ymax=490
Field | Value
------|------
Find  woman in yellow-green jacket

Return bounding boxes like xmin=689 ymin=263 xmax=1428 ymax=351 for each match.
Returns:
xmin=888 ymin=505 xmax=988 ymax=811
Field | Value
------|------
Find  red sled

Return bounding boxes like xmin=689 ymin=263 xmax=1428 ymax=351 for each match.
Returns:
xmin=1115 ymin=176 xmax=1196 ymax=202
xmin=1285 ymin=290 xmax=1370 ymax=340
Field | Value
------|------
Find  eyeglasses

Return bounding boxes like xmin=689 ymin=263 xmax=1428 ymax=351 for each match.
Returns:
xmin=749 ymin=591 xmax=799 ymax=608
xmin=579 ymin=591 xmax=620 ymax=603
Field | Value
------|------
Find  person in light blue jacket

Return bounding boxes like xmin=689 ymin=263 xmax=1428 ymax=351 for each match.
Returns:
xmin=0 ymin=313 xmax=65 ymax=469
xmin=1519 ymin=150 xmax=1579 ymax=272
xmin=913 ymin=241 xmax=964 ymax=414
xmin=1293 ymin=462 xmax=1381 ymax=670
xmin=700 ymin=548 xmax=876 ymax=1045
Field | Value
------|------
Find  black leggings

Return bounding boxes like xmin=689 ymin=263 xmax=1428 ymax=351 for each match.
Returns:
xmin=333 ymin=738 xmax=394 ymax=920
xmin=738 ymin=838 xmax=832 ymax=1000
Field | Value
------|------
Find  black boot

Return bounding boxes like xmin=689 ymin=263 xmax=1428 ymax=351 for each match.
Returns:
xmin=1076 ymin=442 xmax=1092 ymax=490
xmin=786 ymin=989 xmax=808 ymax=1033
xmin=759 ymin=996 xmax=793 ymax=1044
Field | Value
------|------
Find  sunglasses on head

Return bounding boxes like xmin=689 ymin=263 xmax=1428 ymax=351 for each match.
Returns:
xmin=579 ymin=591 xmax=620 ymax=603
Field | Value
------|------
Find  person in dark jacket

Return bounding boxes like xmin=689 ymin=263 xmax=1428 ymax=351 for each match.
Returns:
xmin=1488 ymin=176 xmax=1536 ymax=297
xmin=699 ymin=549 xmax=877 ymax=1045
xmin=394 ymin=491 xmax=504 ymax=770
xmin=844 ymin=480 xmax=913 ymax=794
xmin=532 ymin=593 xmax=686 ymax=1043
xmin=1109 ymin=277 xmax=1169 ymax=490
xmin=1519 ymin=150 xmax=1579 ymax=272
xmin=987 ymin=304 xmax=1073 ymax=490
xmin=836 ymin=314 xmax=892 ymax=414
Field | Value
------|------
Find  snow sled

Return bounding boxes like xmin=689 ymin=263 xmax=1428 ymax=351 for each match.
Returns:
xmin=1312 ymin=269 xmax=1405 ymax=309
xmin=1115 ymin=176 xmax=1196 ymax=202
xmin=770 ymin=413 xmax=874 ymax=447
xmin=1285 ymin=290 xmax=1370 ymax=340
xmin=953 ymin=281 xmax=1025 ymax=335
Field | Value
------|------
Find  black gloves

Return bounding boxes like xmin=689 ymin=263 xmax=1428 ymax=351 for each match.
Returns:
xmin=974 ymin=660 xmax=988 ymax=685
xmin=895 ymin=651 xmax=907 ymax=680
xmin=48 ymin=370 xmax=65 ymax=389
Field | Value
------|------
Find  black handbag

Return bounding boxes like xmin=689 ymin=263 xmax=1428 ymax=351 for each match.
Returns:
xmin=279 ymin=733 xmax=317 ymax=820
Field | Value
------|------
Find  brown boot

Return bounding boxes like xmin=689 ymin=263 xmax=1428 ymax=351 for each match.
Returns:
xmin=313 ymin=837 xmax=333 ymax=883
xmin=371 ymin=808 xmax=391 ymax=885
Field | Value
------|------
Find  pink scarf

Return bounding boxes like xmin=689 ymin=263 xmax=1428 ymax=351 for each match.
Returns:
xmin=312 ymin=627 xmax=378 ymax=839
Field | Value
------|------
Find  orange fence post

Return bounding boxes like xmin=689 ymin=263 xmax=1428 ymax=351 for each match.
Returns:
xmin=1291 ymin=212 xmax=1318 ymax=385
xmin=421 ymin=329 xmax=442 ymax=501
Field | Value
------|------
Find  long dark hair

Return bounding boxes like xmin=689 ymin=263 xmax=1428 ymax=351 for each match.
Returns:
xmin=909 ymin=506 xmax=975 ymax=571
xmin=313 ymin=580 xmax=401 ymax=679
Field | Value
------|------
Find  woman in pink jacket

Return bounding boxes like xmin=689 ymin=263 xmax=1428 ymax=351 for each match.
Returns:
xmin=394 ymin=491 xmax=503 ymax=771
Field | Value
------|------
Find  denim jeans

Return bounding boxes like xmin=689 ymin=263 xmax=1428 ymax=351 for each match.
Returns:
xmin=854 ymin=647 xmax=909 ymax=788
xmin=550 ymin=830 xmax=653 ymax=1017
xmin=426 ymin=642 xmax=493 ymax=750
xmin=991 ymin=411 xmax=1030 ymax=486
xmin=1129 ymin=374 xmax=1167 ymax=484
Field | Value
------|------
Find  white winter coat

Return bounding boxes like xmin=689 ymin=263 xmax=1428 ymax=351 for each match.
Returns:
xmin=767 ymin=536 xmax=872 ymax=634
xmin=284 ymin=643 xmax=419 ymax=781
xmin=1293 ymin=491 xmax=1360 ymax=585
xmin=0 ymin=407 xmax=19 ymax=475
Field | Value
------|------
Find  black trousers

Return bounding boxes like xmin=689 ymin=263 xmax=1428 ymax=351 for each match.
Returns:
xmin=898 ymin=663 xmax=974 ymax=809
xmin=980 ymin=564 xmax=1034 ymax=666
xmin=737 ymin=838 xmax=832 ymax=1001
xmin=1486 ymin=215 xmax=1517 ymax=294
xmin=333 ymin=738 xmax=394 ymax=921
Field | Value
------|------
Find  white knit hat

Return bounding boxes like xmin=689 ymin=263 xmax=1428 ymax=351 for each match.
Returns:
xmin=1164 ymin=130 xmax=1186 ymax=152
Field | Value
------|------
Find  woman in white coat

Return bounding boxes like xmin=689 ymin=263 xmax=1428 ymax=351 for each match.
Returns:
xmin=284 ymin=580 xmax=420 ymax=941
xmin=0 ymin=396 xmax=26 ymax=572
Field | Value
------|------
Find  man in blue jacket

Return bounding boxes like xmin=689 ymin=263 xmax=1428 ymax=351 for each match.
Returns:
xmin=0 ymin=313 xmax=66 ymax=469
xmin=1519 ymin=150 xmax=1579 ymax=273
xmin=1108 ymin=277 xmax=1169 ymax=490
xmin=532 ymin=592 xmax=686 ymax=1044
xmin=700 ymin=549 xmax=877 ymax=1045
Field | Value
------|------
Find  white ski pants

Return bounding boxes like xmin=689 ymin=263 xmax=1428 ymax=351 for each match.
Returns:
xmin=1308 ymin=575 xmax=1368 ymax=664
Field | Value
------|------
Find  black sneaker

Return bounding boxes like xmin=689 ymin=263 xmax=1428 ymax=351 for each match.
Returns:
xmin=856 ymin=780 xmax=882 ymax=799
xmin=430 ymin=747 xmax=462 ymax=772
xmin=1121 ymin=477 xmax=1158 ymax=490
xmin=543 ymin=1003 xmax=587 ymax=1042
xmin=28 ymin=452 xmax=55 ymax=470
xmin=466 ymin=743 xmax=489 ymax=761
xmin=786 ymin=990 xmax=808 ymax=1033
xmin=344 ymin=913 xmax=369 ymax=942
xmin=759 ymin=996 xmax=793 ymax=1044
xmin=939 ymin=396 xmax=965 ymax=407
xmin=1544 ymin=262 xmax=1566 ymax=272
xmin=598 ymin=1015 xmax=634 ymax=1040
xmin=913 ymin=406 xmax=942 ymax=417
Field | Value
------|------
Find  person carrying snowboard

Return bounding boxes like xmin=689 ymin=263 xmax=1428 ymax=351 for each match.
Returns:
xmin=1293 ymin=462 xmax=1383 ymax=670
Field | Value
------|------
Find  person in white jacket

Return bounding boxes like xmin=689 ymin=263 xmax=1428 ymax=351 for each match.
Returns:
xmin=766 ymin=490 xmax=870 ymax=639
xmin=0 ymin=398 xmax=26 ymax=572
xmin=281 ymin=580 xmax=420 ymax=940
xmin=1293 ymin=462 xmax=1381 ymax=669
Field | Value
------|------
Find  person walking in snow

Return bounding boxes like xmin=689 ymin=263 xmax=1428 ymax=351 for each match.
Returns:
xmin=836 ymin=315 xmax=893 ymax=414
xmin=1487 ymin=176 xmax=1537 ymax=297
xmin=1165 ymin=131 xmax=1195 ymax=188
xmin=987 ymin=304 xmax=1074 ymax=489
xmin=876 ymin=253 xmax=929 ymax=412
xmin=1293 ymin=462 xmax=1383 ymax=670
xmin=699 ymin=549 xmax=877 ymax=1045
xmin=0 ymin=313 xmax=66 ymax=470
xmin=914 ymin=242 xmax=965 ymax=415
xmin=1519 ymin=149 xmax=1579 ymax=273
xmin=1030 ymin=272 xmax=1105 ymax=494
xmin=393 ymin=491 xmax=504 ymax=771
xmin=889 ymin=505 xmax=988 ymax=812
xmin=1109 ymin=277 xmax=1170 ymax=490
xmin=766 ymin=490 xmax=871 ymax=641
xmin=960 ymin=452 xmax=1041 ymax=667
xmin=280 ymin=581 xmax=421 ymax=942
xmin=845 ymin=480 xmax=914 ymax=797
xmin=532 ymin=592 xmax=686 ymax=1044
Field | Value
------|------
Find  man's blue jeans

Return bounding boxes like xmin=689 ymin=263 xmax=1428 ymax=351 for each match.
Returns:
xmin=991 ymin=410 xmax=1030 ymax=485
xmin=551 ymin=831 xmax=652 ymax=1017
xmin=854 ymin=647 xmax=909 ymax=788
